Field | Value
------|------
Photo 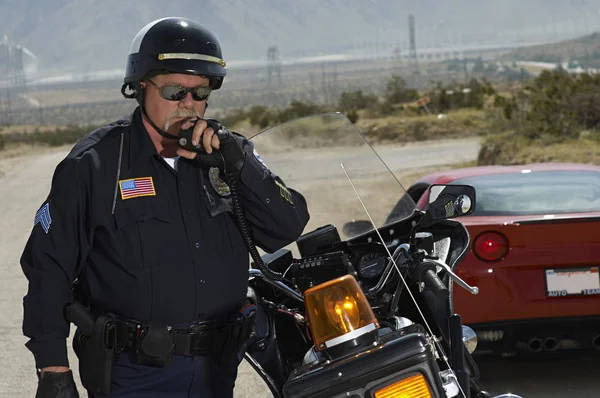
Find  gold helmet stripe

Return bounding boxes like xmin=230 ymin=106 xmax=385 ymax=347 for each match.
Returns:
xmin=157 ymin=53 xmax=226 ymax=67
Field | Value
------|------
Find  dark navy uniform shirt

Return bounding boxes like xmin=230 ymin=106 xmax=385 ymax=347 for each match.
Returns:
xmin=20 ymin=107 xmax=310 ymax=369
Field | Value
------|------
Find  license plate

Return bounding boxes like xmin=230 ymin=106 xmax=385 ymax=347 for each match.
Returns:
xmin=545 ymin=267 xmax=600 ymax=297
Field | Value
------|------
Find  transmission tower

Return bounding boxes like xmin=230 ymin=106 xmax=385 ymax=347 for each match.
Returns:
xmin=393 ymin=46 xmax=403 ymax=70
xmin=0 ymin=35 xmax=28 ymax=126
xmin=266 ymin=46 xmax=282 ymax=85
xmin=329 ymin=63 xmax=338 ymax=99
xmin=408 ymin=14 xmax=420 ymax=75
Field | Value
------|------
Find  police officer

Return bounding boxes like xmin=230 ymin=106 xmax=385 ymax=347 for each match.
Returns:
xmin=21 ymin=17 xmax=310 ymax=397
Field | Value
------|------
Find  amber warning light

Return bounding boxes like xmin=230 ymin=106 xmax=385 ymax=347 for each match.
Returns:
xmin=304 ymin=274 xmax=379 ymax=351
xmin=374 ymin=373 xmax=432 ymax=398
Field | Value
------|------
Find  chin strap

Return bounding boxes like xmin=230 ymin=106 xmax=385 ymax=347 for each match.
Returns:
xmin=140 ymin=104 xmax=179 ymax=140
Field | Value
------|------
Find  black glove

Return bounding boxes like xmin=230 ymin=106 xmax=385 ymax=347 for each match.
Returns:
xmin=35 ymin=370 xmax=79 ymax=398
xmin=180 ymin=118 xmax=246 ymax=179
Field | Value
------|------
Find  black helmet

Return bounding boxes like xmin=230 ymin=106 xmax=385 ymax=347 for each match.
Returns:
xmin=124 ymin=17 xmax=226 ymax=90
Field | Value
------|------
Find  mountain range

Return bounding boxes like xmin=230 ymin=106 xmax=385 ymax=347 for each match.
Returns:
xmin=1 ymin=0 xmax=599 ymax=78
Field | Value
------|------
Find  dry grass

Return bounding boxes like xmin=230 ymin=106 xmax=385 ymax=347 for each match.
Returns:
xmin=509 ymin=139 xmax=600 ymax=165
xmin=0 ymin=125 xmax=66 ymax=135
xmin=232 ymin=109 xmax=490 ymax=146
xmin=355 ymin=108 xmax=489 ymax=144
xmin=478 ymin=129 xmax=600 ymax=166
xmin=230 ymin=120 xmax=260 ymax=138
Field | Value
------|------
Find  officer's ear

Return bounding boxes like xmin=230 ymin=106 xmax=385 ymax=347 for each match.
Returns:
xmin=132 ymin=81 xmax=146 ymax=106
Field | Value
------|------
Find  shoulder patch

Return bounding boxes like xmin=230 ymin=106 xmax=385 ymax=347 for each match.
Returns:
xmin=275 ymin=180 xmax=294 ymax=205
xmin=34 ymin=203 xmax=52 ymax=234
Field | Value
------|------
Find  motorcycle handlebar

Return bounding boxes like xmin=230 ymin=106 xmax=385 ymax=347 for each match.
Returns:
xmin=422 ymin=268 xmax=450 ymax=301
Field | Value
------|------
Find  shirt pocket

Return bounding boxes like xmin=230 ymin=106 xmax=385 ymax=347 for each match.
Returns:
xmin=113 ymin=199 xmax=173 ymax=269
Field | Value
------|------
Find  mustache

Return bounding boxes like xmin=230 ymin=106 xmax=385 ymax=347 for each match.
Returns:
xmin=164 ymin=110 xmax=200 ymax=130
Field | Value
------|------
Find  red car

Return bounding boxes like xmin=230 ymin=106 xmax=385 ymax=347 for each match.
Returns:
xmin=403 ymin=163 xmax=600 ymax=355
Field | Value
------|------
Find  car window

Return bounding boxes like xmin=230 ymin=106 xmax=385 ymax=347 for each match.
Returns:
xmin=452 ymin=171 xmax=600 ymax=215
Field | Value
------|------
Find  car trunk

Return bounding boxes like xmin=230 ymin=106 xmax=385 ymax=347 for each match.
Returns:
xmin=453 ymin=213 xmax=600 ymax=324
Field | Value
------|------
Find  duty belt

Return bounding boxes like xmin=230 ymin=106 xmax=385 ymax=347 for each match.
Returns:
xmin=109 ymin=304 xmax=256 ymax=358
xmin=112 ymin=319 xmax=234 ymax=356
xmin=70 ymin=300 xmax=257 ymax=370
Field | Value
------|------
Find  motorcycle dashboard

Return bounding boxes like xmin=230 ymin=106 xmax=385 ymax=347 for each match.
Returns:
xmin=285 ymin=211 xmax=463 ymax=294
xmin=287 ymin=218 xmax=419 ymax=292
xmin=288 ymin=239 xmax=408 ymax=294
xmin=348 ymin=242 xmax=390 ymax=284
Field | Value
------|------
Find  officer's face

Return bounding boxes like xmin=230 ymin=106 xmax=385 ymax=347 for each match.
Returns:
xmin=141 ymin=73 xmax=210 ymax=136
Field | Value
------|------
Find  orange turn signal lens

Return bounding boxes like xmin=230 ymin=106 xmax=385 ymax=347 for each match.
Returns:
xmin=374 ymin=373 xmax=432 ymax=398
xmin=304 ymin=274 xmax=379 ymax=351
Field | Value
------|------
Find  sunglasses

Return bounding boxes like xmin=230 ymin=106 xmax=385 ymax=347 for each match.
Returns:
xmin=147 ymin=79 xmax=212 ymax=101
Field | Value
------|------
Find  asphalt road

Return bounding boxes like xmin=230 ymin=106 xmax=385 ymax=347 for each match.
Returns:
xmin=476 ymin=351 xmax=600 ymax=397
xmin=2 ymin=137 xmax=598 ymax=397
xmin=253 ymin=137 xmax=481 ymax=183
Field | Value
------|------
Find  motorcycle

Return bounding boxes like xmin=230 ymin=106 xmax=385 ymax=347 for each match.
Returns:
xmin=231 ymin=113 xmax=521 ymax=398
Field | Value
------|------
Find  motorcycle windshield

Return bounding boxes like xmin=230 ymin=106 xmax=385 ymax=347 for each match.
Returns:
xmin=248 ymin=112 xmax=418 ymax=243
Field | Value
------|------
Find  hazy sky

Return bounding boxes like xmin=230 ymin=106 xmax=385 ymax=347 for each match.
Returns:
xmin=1 ymin=0 xmax=599 ymax=77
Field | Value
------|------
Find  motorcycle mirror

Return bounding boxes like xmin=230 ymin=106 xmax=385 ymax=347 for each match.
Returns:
xmin=462 ymin=325 xmax=478 ymax=354
xmin=410 ymin=184 xmax=476 ymax=241
xmin=426 ymin=184 xmax=476 ymax=221
xmin=342 ymin=219 xmax=372 ymax=237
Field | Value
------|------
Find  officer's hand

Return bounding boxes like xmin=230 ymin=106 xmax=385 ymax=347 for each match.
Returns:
xmin=35 ymin=369 xmax=79 ymax=398
xmin=178 ymin=117 xmax=219 ymax=155
xmin=177 ymin=118 xmax=246 ymax=178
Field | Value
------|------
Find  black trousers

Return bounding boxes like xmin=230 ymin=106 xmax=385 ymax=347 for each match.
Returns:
xmin=74 ymin=324 xmax=243 ymax=398
xmin=88 ymin=347 xmax=241 ymax=398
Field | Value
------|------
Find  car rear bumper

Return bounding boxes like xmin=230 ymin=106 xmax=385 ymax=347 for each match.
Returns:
xmin=466 ymin=315 xmax=600 ymax=355
xmin=453 ymin=256 xmax=600 ymax=324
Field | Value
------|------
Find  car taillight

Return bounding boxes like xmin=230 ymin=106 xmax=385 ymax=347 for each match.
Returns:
xmin=473 ymin=232 xmax=509 ymax=261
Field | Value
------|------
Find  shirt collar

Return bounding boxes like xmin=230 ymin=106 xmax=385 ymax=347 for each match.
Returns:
xmin=128 ymin=106 xmax=162 ymax=167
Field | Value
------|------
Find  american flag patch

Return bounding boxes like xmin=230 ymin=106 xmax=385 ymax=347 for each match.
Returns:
xmin=119 ymin=177 xmax=156 ymax=200
xmin=34 ymin=202 xmax=52 ymax=234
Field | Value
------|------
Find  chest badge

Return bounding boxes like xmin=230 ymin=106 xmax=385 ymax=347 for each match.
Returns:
xmin=208 ymin=167 xmax=231 ymax=197
xmin=119 ymin=176 xmax=156 ymax=200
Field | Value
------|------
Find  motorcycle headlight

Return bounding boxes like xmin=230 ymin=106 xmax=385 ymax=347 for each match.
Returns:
xmin=373 ymin=373 xmax=432 ymax=398
xmin=304 ymin=275 xmax=379 ymax=351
